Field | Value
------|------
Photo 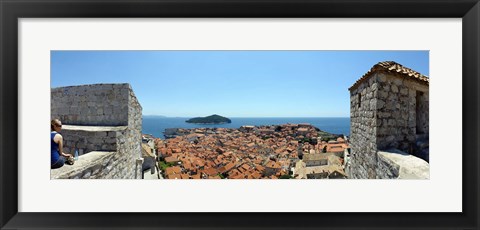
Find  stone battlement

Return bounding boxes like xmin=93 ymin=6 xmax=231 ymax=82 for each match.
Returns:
xmin=51 ymin=151 xmax=116 ymax=179
xmin=51 ymin=83 xmax=143 ymax=179
xmin=60 ymin=125 xmax=127 ymax=156
xmin=377 ymin=149 xmax=429 ymax=179
xmin=51 ymin=83 xmax=141 ymax=126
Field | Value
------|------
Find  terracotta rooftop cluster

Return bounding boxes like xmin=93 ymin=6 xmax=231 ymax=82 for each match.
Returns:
xmin=153 ymin=123 xmax=348 ymax=179
xmin=315 ymin=137 xmax=349 ymax=154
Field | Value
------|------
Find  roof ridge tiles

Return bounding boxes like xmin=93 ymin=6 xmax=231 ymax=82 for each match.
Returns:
xmin=349 ymin=61 xmax=429 ymax=90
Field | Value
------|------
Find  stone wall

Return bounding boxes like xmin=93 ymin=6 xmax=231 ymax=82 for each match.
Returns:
xmin=51 ymin=84 xmax=130 ymax=126
xmin=61 ymin=126 xmax=126 ymax=156
xmin=349 ymin=72 xmax=429 ymax=179
xmin=51 ymin=83 xmax=143 ymax=179
xmin=376 ymin=150 xmax=429 ymax=179
xmin=349 ymin=75 xmax=379 ymax=179
xmin=375 ymin=73 xmax=429 ymax=152
xmin=125 ymin=87 xmax=143 ymax=178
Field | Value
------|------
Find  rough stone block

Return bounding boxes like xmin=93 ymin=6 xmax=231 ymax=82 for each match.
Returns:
xmin=82 ymin=170 xmax=92 ymax=179
xmin=378 ymin=90 xmax=388 ymax=99
xmin=361 ymin=88 xmax=367 ymax=96
xmin=386 ymin=135 xmax=395 ymax=142
xmin=95 ymin=132 xmax=107 ymax=137
xmin=393 ymin=78 xmax=403 ymax=86
xmin=383 ymin=84 xmax=390 ymax=91
xmin=366 ymin=92 xmax=373 ymax=100
xmin=391 ymin=84 xmax=399 ymax=93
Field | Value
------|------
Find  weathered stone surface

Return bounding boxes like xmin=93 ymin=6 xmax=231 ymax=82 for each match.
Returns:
xmin=377 ymin=99 xmax=385 ymax=110
xmin=51 ymin=151 xmax=115 ymax=179
xmin=378 ymin=90 xmax=388 ymax=99
xmin=393 ymin=78 xmax=403 ymax=86
xmin=383 ymin=84 xmax=390 ymax=91
xmin=61 ymin=126 xmax=126 ymax=155
xmin=377 ymin=150 xmax=429 ymax=179
xmin=51 ymin=84 xmax=132 ymax=126
xmin=378 ymin=74 xmax=387 ymax=82
xmin=391 ymin=84 xmax=399 ymax=93
xmin=386 ymin=135 xmax=395 ymax=142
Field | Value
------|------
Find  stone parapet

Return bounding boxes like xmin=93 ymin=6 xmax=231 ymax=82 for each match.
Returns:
xmin=51 ymin=151 xmax=116 ymax=179
xmin=377 ymin=149 xmax=429 ymax=179
xmin=60 ymin=125 xmax=127 ymax=156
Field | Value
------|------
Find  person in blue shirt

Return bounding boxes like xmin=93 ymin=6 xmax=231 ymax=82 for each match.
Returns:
xmin=51 ymin=119 xmax=73 ymax=169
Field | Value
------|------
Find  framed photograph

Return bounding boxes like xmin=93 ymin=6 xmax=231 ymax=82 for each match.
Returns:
xmin=48 ymin=50 xmax=430 ymax=181
xmin=1 ymin=0 xmax=478 ymax=229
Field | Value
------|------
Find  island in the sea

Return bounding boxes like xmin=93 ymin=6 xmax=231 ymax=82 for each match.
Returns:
xmin=186 ymin=114 xmax=232 ymax=124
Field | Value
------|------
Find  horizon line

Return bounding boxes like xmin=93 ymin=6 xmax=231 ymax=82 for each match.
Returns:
xmin=143 ymin=115 xmax=350 ymax=118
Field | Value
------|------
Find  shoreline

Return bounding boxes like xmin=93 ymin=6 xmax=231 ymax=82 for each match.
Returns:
xmin=161 ymin=124 xmax=345 ymax=140
xmin=143 ymin=117 xmax=351 ymax=140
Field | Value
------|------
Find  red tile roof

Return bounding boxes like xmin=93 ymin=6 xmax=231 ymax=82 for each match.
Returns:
xmin=265 ymin=161 xmax=281 ymax=169
xmin=141 ymin=144 xmax=155 ymax=158
xmin=165 ymin=166 xmax=181 ymax=175
xmin=202 ymin=167 xmax=218 ymax=176
xmin=256 ymin=165 xmax=265 ymax=172
xmin=230 ymin=174 xmax=245 ymax=179
xmin=164 ymin=156 xmax=179 ymax=163
xmin=166 ymin=174 xmax=180 ymax=179
xmin=219 ymin=162 xmax=235 ymax=173
xmin=191 ymin=174 xmax=201 ymax=179
xmin=349 ymin=61 xmax=429 ymax=90
xmin=251 ymin=171 xmax=262 ymax=179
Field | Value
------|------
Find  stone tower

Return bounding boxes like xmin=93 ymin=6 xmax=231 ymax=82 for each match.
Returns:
xmin=348 ymin=61 xmax=429 ymax=179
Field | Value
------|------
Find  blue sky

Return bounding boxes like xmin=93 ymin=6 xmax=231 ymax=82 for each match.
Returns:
xmin=51 ymin=50 xmax=429 ymax=117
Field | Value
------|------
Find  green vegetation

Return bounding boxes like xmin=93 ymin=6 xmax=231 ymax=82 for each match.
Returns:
xmin=279 ymin=174 xmax=293 ymax=179
xmin=158 ymin=160 xmax=176 ymax=171
xmin=186 ymin=114 xmax=231 ymax=124
xmin=298 ymin=137 xmax=317 ymax=145
xmin=217 ymin=173 xmax=225 ymax=179
xmin=301 ymin=137 xmax=311 ymax=143
xmin=318 ymin=130 xmax=341 ymax=142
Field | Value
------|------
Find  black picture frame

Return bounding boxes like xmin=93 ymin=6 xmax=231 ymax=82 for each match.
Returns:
xmin=1 ymin=0 xmax=478 ymax=229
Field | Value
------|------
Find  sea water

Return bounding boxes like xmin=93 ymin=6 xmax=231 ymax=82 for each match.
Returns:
xmin=142 ymin=116 xmax=350 ymax=139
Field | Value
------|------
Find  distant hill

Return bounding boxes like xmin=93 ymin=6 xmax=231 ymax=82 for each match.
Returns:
xmin=186 ymin=114 xmax=232 ymax=124
xmin=143 ymin=115 xmax=167 ymax=118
